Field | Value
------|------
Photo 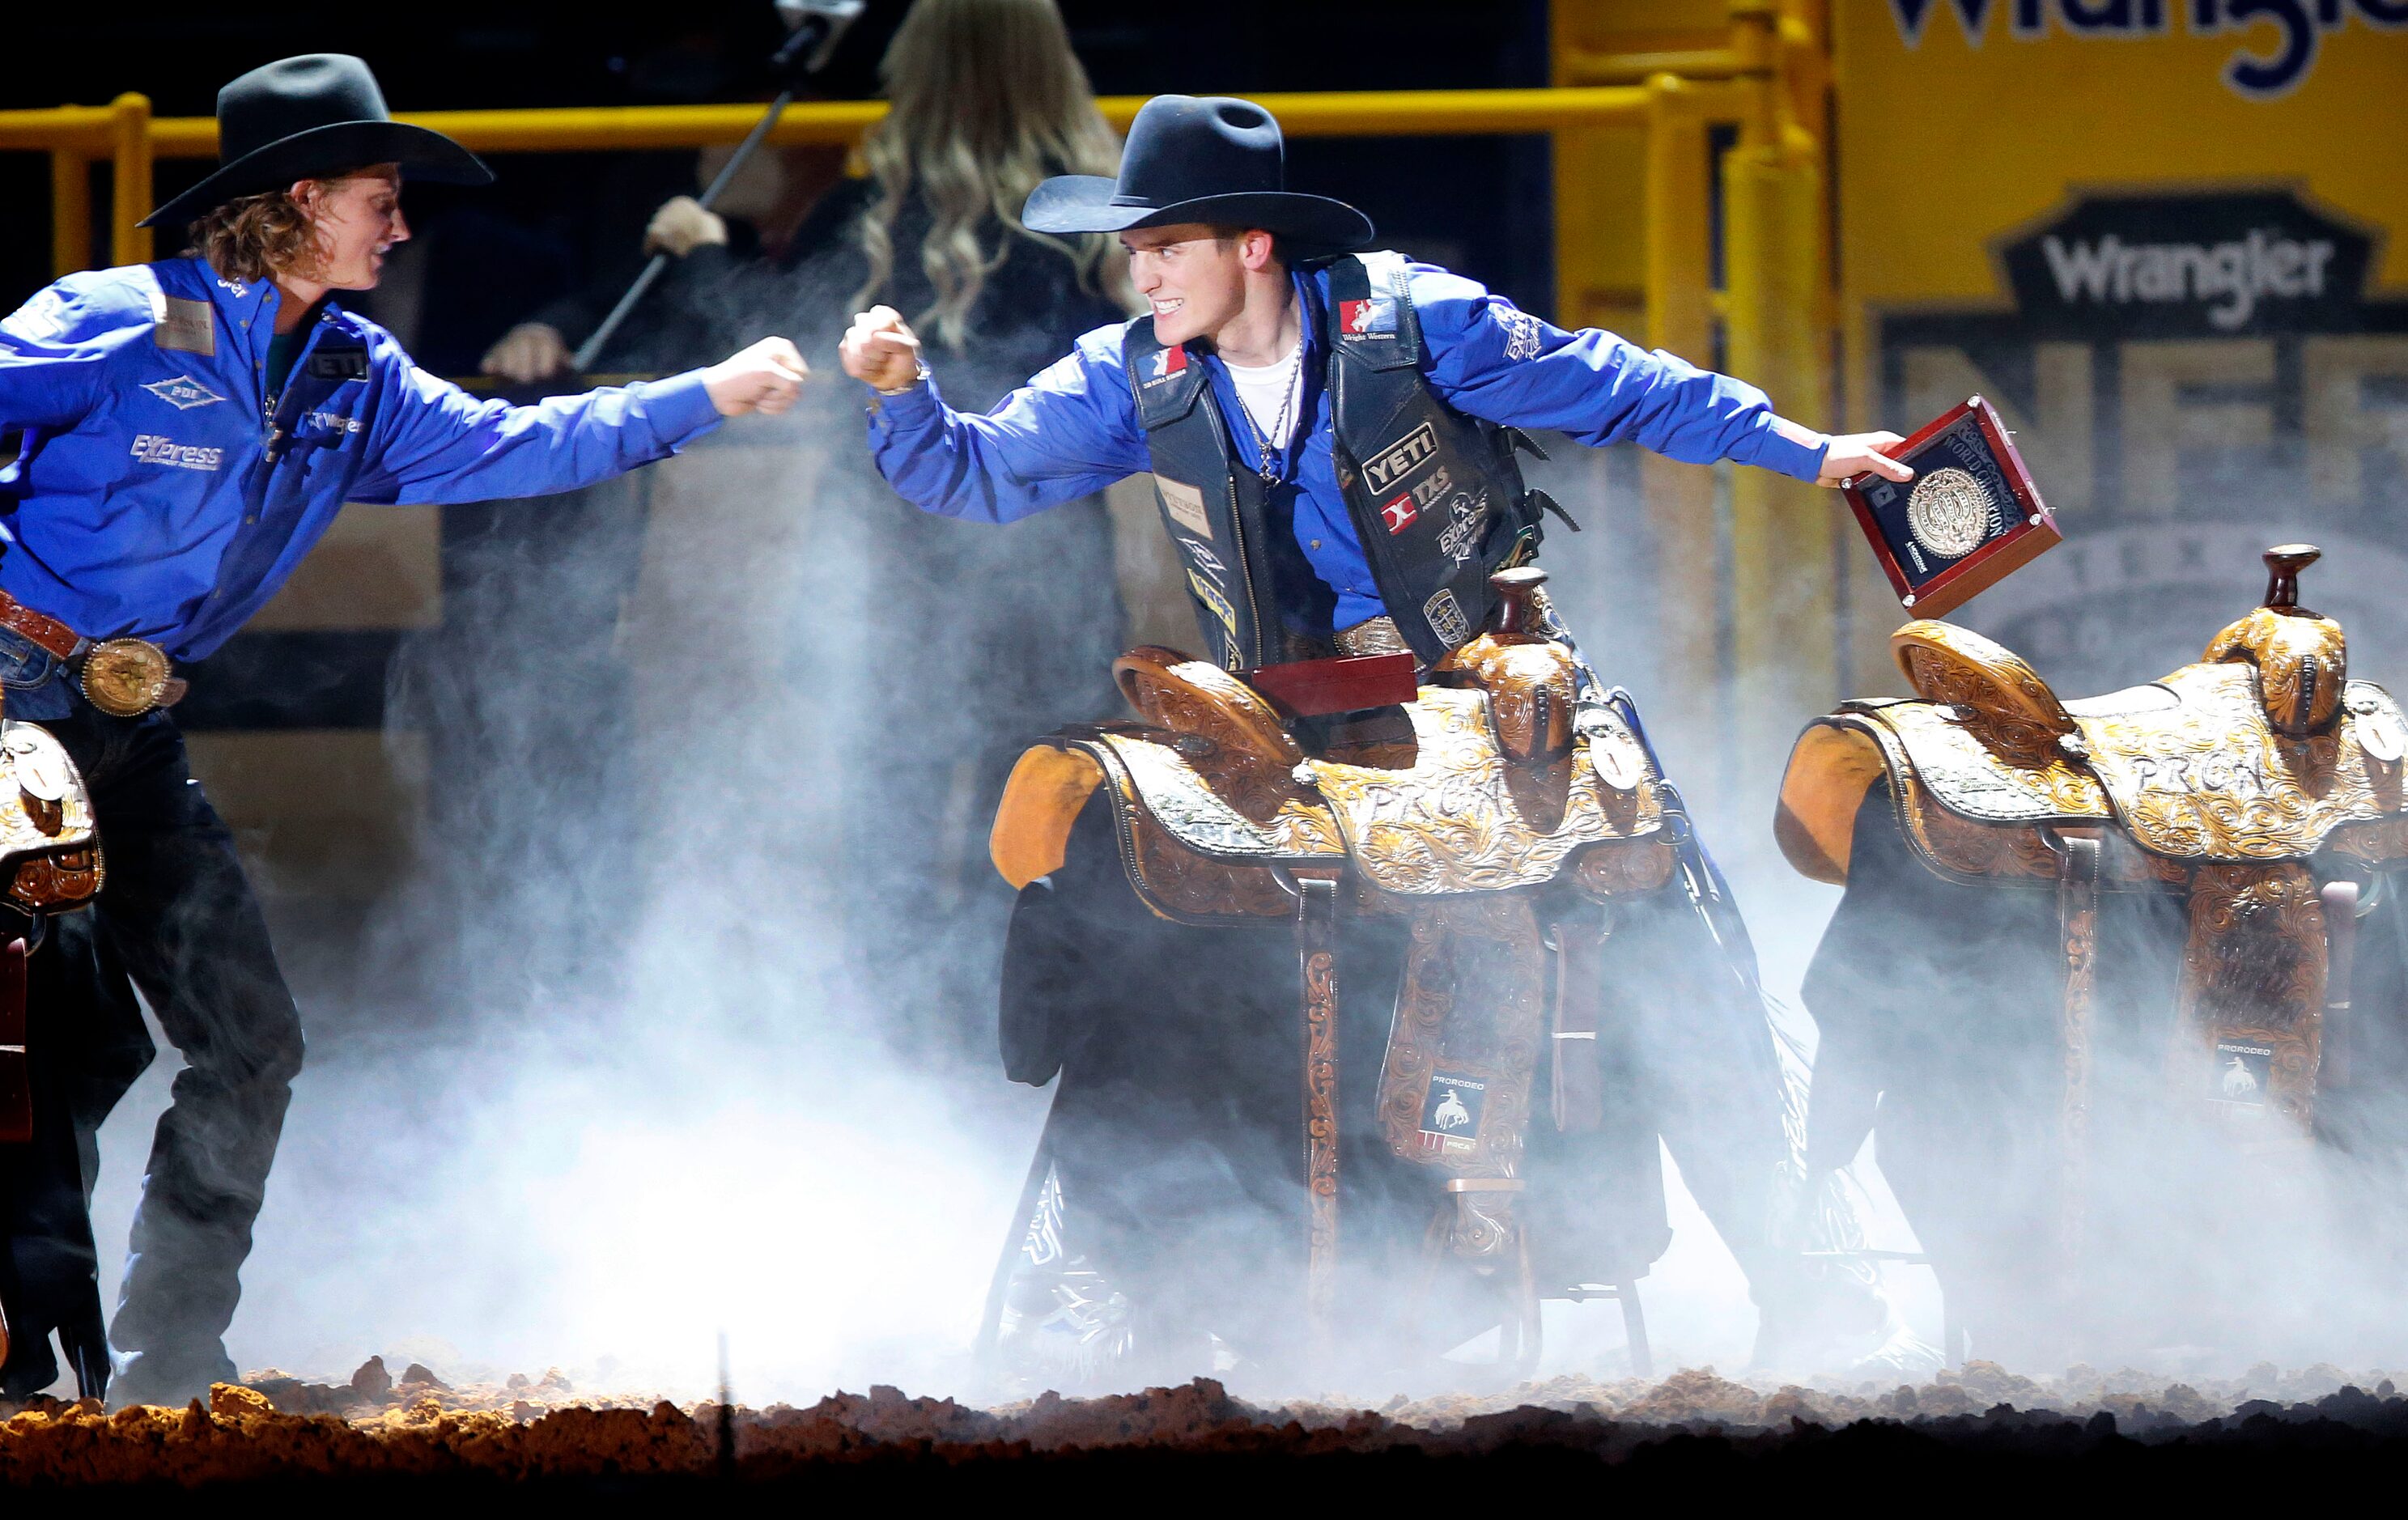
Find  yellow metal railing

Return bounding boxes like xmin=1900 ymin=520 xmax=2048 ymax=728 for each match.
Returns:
xmin=2 ymin=2 xmax=1835 ymax=820
xmin=4 ymin=87 xmax=1687 ymax=274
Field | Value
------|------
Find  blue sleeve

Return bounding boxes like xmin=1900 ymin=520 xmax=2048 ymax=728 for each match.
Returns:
xmin=0 ymin=276 xmax=142 ymax=433
xmin=864 ymin=327 xmax=1152 ymax=524
xmin=354 ymin=330 xmax=724 ymax=506
xmin=1407 ymin=265 xmax=1831 ymax=482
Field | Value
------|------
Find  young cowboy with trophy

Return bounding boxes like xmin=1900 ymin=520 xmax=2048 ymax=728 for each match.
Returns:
xmin=842 ymin=96 xmax=1914 ymax=1376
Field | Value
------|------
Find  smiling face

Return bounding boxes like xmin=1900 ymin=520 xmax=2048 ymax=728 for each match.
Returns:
xmin=1119 ymin=223 xmax=1268 ymax=346
xmin=291 ymin=165 xmax=407 ymax=290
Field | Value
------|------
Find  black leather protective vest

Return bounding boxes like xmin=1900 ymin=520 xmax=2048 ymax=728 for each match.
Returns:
xmin=1122 ymin=251 xmax=1547 ymax=669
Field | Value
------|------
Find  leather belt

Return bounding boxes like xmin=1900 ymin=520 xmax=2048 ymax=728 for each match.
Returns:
xmin=0 ymin=591 xmax=185 ymax=717
xmin=1334 ymin=615 xmax=1412 ymax=658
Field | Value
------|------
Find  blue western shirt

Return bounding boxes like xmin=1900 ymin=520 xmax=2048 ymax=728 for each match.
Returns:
xmin=0 ymin=256 xmax=724 ymax=669
xmin=866 ymin=257 xmax=1831 ymax=630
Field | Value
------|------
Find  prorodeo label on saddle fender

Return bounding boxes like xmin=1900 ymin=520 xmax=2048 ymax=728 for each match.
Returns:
xmin=2211 ymin=1041 xmax=2273 ymax=1108
xmin=1418 ymin=1071 xmax=1488 ymax=1155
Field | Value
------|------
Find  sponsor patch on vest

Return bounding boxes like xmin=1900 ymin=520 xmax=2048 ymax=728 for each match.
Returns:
xmin=1157 ymin=476 xmax=1212 ymax=540
xmin=308 ymin=410 xmax=363 ymax=437
xmin=152 ymin=296 xmax=215 ymax=355
xmin=1337 ymin=295 xmax=1396 ymax=338
xmin=1418 ymin=1072 xmax=1487 ymax=1152
xmin=1143 ymin=344 xmax=1189 ymax=386
xmin=1362 ymin=422 xmax=1438 ymax=495
xmin=1439 ymin=491 xmax=1490 ymax=565
xmin=1423 ymin=588 xmax=1470 ymax=647
xmin=129 ymin=433 xmax=223 ymax=472
xmin=142 ymin=374 xmax=226 ymax=410
xmin=1386 ymin=463 xmax=1455 ymax=533
xmin=1187 ymin=569 xmax=1238 ymax=634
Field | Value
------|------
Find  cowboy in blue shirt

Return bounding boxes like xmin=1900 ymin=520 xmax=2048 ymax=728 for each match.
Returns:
xmin=843 ymin=96 xmax=1912 ymax=663
xmin=841 ymin=96 xmax=1916 ymax=1358
xmin=0 ymin=55 xmax=807 ymax=1405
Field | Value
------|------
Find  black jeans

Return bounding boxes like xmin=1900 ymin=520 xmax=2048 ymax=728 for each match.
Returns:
xmin=40 ymin=703 xmax=306 ymax=1399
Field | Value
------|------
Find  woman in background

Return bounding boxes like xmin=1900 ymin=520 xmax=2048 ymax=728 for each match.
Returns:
xmin=761 ymin=0 xmax=1140 ymax=1060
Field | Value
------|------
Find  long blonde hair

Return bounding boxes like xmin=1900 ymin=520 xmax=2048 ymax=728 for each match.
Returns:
xmin=851 ymin=0 xmax=1135 ymax=350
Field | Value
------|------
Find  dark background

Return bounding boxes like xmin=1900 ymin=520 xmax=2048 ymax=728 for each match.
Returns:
xmin=1 ymin=0 xmax=1561 ymax=363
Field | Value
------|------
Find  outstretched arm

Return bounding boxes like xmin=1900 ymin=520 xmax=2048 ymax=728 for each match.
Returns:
xmin=842 ymin=307 xmax=1150 ymax=525
xmin=362 ymin=336 xmax=806 ymax=506
xmin=1407 ymin=265 xmax=1909 ymax=486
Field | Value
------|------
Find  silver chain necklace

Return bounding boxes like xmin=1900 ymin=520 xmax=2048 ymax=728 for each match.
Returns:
xmin=1252 ymin=341 xmax=1304 ymax=484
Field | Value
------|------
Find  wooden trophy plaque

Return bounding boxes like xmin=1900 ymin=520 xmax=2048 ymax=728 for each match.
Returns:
xmin=1841 ymin=395 xmax=2061 ymax=619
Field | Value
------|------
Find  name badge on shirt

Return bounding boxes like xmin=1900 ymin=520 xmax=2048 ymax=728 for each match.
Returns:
xmin=151 ymin=295 xmax=214 ymax=356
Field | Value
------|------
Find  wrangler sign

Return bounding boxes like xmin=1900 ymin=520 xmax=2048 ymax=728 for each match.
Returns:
xmin=1833 ymin=4 xmax=2404 ymax=694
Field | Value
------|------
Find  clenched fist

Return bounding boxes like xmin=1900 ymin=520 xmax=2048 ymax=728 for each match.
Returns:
xmin=839 ymin=306 xmax=925 ymax=393
xmin=701 ymin=337 xmax=809 ymax=417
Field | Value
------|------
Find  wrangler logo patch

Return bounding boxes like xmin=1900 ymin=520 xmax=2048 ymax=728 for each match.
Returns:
xmin=1362 ymin=422 xmax=1438 ymax=494
xmin=1157 ymin=477 xmax=1212 ymax=540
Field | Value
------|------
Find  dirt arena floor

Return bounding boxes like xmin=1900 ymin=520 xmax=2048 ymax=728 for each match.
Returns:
xmin=6 ymin=1361 xmax=2408 ymax=1497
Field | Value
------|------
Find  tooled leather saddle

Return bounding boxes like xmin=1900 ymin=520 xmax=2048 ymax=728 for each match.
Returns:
xmin=990 ymin=570 xmax=1682 ymax=1353
xmin=0 ymin=706 xmax=106 ymax=1376
xmin=1777 ymin=546 xmax=2408 ymax=1181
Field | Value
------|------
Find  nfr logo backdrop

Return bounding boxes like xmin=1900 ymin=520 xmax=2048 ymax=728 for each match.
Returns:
xmin=1833 ymin=6 xmax=2408 ymax=695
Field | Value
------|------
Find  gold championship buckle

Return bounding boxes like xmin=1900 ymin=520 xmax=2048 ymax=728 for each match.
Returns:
xmin=78 ymin=638 xmax=180 ymax=718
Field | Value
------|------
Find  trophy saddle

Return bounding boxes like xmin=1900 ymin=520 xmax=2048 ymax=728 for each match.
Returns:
xmin=992 ymin=569 xmax=1683 ymax=1361
xmin=1777 ymin=546 xmax=2408 ymax=1152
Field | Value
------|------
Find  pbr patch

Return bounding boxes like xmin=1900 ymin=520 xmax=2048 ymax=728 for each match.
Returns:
xmin=1419 ymin=1072 xmax=1488 ymax=1148
xmin=151 ymin=296 xmax=215 ymax=355
xmin=1380 ymin=491 xmax=1419 ymax=535
xmin=1144 ymin=344 xmax=1189 ymax=386
xmin=1157 ymin=476 xmax=1212 ymax=540
xmin=1337 ymin=295 xmax=1396 ymax=338
xmin=142 ymin=374 xmax=226 ymax=411
xmin=2211 ymin=1041 xmax=2274 ymax=1106
xmin=1361 ymin=422 xmax=1438 ymax=495
xmin=1423 ymin=588 xmax=1471 ymax=647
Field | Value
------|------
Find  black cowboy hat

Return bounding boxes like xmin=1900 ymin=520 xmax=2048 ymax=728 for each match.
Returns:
xmin=1024 ymin=95 xmax=1372 ymax=256
xmin=140 ymin=54 xmax=492 ymax=229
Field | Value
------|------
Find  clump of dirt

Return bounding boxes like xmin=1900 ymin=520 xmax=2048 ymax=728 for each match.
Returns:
xmin=5 ymin=1365 xmax=2408 ymax=1487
